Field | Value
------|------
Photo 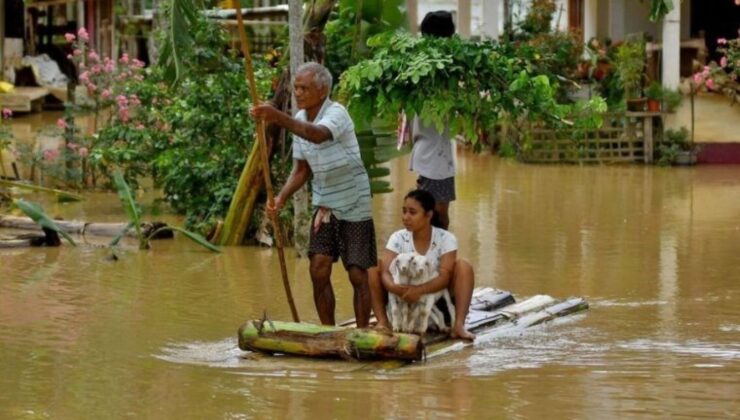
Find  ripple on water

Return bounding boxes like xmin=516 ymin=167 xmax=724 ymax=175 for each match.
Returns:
xmin=617 ymin=339 xmax=740 ymax=361
xmin=719 ymin=324 xmax=740 ymax=332
xmin=154 ymin=338 xmax=246 ymax=368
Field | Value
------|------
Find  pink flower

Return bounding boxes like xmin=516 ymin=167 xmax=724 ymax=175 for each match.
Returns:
xmin=91 ymin=65 xmax=102 ymax=74
xmin=78 ymin=147 xmax=89 ymax=158
xmin=2 ymin=108 xmax=12 ymax=118
xmin=66 ymin=142 xmax=78 ymax=150
xmin=43 ymin=149 xmax=60 ymax=161
xmin=88 ymin=51 xmax=99 ymax=62
xmin=116 ymin=95 xmax=129 ymax=107
xmin=132 ymin=59 xmax=145 ymax=69
xmin=78 ymin=27 xmax=89 ymax=42
xmin=79 ymin=71 xmax=90 ymax=83
xmin=73 ymin=49 xmax=82 ymax=56
xmin=720 ymin=57 xmax=728 ymax=68
xmin=101 ymin=89 xmax=112 ymax=99
xmin=86 ymin=83 xmax=97 ymax=94
xmin=65 ymin=33 xmax=76 ymax=42
xmin=119 ymin=108 xmax=130 ymax=122
xmin=717 ymin=38 xmax=728 ymax=45
xmin=692 ymin=73 xmax=704 ymax=84
xmin=135 ymin=124 xmax=145 ymax=130
xmin=56 ymin=118 xmax=68 ymax=129
xmin=104 ymin=62 xmax=115 ymax=73
xmin=705 ymin=78 xmax=716 ymax=90
xmin=120 ymin=54 xmax=130 ymax=64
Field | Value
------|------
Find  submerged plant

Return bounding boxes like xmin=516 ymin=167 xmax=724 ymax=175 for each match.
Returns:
xmin=13 ymin=198 xmax=77 ymax=246
xmin=111 ymin=170 xmax=220 ymax=252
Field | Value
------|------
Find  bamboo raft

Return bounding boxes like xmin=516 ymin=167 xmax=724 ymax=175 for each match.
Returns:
xmin=237 ymin=288 xmax=589 ymax=362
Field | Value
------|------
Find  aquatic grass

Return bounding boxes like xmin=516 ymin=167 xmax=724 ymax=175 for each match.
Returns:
xmin=13 ymin=198 xmax=77 ymax=246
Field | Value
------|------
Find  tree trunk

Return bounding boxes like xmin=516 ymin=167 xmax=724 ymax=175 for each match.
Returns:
xmin=238 ymin=320 xmax=424 ymax=361
xmin=289 ymin=0 xmax=310 ymax=258
xmin=0 ymin=215 xmax=173 ymax=239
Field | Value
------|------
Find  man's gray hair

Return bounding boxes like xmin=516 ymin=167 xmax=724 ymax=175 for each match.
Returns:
xmin=297 ymin=62 xmax=333 ymax=93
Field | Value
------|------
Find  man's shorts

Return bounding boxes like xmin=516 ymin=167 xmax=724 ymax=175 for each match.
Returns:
xmin=417 ymin=175 xmax=456 ymax=203
xmin=308 ymin=212 xmax=378 ymax=270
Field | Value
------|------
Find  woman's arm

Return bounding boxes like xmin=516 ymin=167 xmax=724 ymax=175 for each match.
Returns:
xmin=380 ymin=249 xmax=409 ymax=296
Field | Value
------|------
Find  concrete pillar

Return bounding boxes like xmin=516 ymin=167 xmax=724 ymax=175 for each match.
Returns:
xmin=583 ymin=0 xmax=598 ymax=43
xmin=458 ymin=0 xmax=471 ymax=38
xmin=76 ymin=0 xmax=85 ymax=27
xmin=661 ymin=4 xmax=681 ymax=90
xmin=609 ymin=0 xmax=625 ymax=41
xmin=407 ymin=0 xmax=418 ymax=34
xmin=482 ymin=0 xmax=500 ymax=40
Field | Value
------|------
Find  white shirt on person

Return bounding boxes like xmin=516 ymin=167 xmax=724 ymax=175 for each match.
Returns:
xmin=409 ymin=116 xmax=455 ymax=180
xmin=385 ymin=227 xmax=458 ymax=274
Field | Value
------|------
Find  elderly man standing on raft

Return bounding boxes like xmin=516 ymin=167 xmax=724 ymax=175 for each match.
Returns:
xmin=250 ymin=62 xmax=377 ymax=328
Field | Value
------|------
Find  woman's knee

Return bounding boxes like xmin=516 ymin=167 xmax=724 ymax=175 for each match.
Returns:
xmin=454 ymin=258 xmax=474 ymax=282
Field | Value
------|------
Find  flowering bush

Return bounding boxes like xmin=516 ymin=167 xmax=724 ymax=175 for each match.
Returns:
xmin=92 ymin=14 xmax=277 ymax=233
xmin=1 ymin=108 xmax=13 ymax=169
xmin=700 ymin=37 xmax=740 ymax=104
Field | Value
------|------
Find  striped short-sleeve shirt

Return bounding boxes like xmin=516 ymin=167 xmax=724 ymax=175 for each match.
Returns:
xmin=293 ymin=99 xmax=372 ymax=222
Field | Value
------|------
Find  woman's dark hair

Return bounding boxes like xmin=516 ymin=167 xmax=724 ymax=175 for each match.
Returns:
xmin=405 ymin=189 xmax=443 ymax=228
xmin=420 ymin=11 xmax=455 ymax=38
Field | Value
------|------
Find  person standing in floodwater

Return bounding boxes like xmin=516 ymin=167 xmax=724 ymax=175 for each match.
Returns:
xmin=250 ymin=62 xmax=377 ymax=328
xmin=407 ymin=10 xmax=458 ymax=230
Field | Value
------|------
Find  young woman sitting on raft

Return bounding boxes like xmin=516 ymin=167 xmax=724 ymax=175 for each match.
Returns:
xmin=369 ymin=189 xmax=476 ymax=340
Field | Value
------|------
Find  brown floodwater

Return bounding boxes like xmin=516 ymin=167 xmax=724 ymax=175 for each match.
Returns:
xmin=2 ymin=132 xmax=740 ymax=418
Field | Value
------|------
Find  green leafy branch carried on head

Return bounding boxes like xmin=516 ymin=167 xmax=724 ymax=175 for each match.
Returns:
xmin=338 ymin=31 xmax=602 ymax=147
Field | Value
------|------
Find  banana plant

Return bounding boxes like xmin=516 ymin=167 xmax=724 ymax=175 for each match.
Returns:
xmin=13 ymin=199 xmax=77 ymax=246
xmin=157 ymin=0 xmax=202 ymax=86
xmin=111 ymin=170 xmax=221 ymax=252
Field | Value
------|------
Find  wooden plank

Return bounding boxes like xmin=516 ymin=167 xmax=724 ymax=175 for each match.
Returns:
xmin=0 ymin=87 xmax=50 ymax=112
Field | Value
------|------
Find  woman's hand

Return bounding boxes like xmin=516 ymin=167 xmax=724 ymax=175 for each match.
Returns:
xmin=388 ymin=283 xmax=409 ymax=298
xmin=400 ymin=286 xmax=424 ymax=303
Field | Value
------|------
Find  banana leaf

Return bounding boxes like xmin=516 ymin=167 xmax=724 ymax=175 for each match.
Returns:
xmin=108 ymin=222 xmax=135 ymax=247
xmin=13 ymin=199 xmax=77 ymax=246
xmin=112 ymin=170 xmax=142 ymax=242
xmin=148 ymin=226 xmax=222 ymax=253
xmin=158 ymin=0 xmax=201 ymax=85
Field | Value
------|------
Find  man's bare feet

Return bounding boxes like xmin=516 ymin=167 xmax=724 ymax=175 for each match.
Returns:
xmin=451 ymin=324 xmax=476 ymax=341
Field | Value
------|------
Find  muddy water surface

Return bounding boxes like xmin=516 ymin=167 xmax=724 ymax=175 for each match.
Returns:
xmin=2 ymin=141 xmax=740 ymax=418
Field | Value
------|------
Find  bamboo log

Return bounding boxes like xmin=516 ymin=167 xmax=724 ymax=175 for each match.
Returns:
xmin=0 ymin=229 xmax=59 ymax=248
xmin=0 ymin=216 xmax=173 ymax=239
xmin=238 ymin=320 xmax=424 ymax=361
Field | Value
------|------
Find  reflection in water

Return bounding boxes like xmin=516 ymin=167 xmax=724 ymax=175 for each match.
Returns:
xmin=2 ymin=147 xmax=740 ymax=417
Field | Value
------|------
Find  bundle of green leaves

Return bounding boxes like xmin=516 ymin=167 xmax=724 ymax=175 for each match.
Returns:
xmin=339 ymin=31 xmax=601 ymax=146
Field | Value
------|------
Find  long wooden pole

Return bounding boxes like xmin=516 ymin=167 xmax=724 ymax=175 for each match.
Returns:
xmin=233 ymin=1 xmax=299 ymax=323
